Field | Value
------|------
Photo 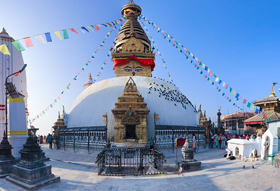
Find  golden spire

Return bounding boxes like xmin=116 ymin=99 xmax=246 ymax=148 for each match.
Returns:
xmin=218 ymin=106 xmax=221 ymax=112
xmin=0 ymin=27 xmax=8 ymax=35
xmin=270 ymin=82 xmax=277 ymax=97
xmin=204 ymin=110 xmax=206 ymax=118
xmin=58 ymin=111 xmax=60 ymax=119
xmin=88 ymin=73 xmax=92 ymax=80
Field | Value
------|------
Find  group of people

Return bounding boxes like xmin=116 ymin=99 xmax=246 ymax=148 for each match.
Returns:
xmin=211 ymin=132 xmax=257 ymax=149
xmin=212 ymin=133 xmax=228 ymax=149
xmin=33 ymin=134 xmax=54 ymax=149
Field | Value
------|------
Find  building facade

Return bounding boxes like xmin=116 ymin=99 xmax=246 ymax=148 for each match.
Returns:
xmin=221 ymin=112 xmax=256 ymax=135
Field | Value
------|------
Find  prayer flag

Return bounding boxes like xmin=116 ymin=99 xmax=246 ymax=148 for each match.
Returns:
xmin=78 ymin=28 xmax=85 ymax=33
xmin=63 ymin=29 xmax=69 ymax=39
xmin=45 ymin=32 xmax=52 ymax=42
xmin=94 ymin=25 xmax=100 ymax=31
xmin=235 ymin=93 xmax=240 ymax=99
xmin=232 ymin=90 xmax=236 ymax=96
xmin=35 ymin=35 xmax=46 ymax=44
xmin=205 ymin=66 xmax=208 ymax=71
xmin=0 ymin=44 xmax=10 ymax=55
xmin=87 ymin=26 xmax=94 ymax=32
xmin=209 ymin=72 xmax=212 ymax=76
xmin=225 ymin=84 xmax=229 ymax=89
xmin=229 ymin=87 xmax=232 ymax=92
xmin=70 ymin=28 xmax=78 ymax=34
xmin=222 ymin=82 xmax=226 ymax=87
xmin=255 ymin=108 xmax=259 ymax=114
xmin=23 ymin=37 xmax=34 ymax=47
xmin=54 ymin=31 xmax=62 ymax=40
xmin=251 ymin=105 xmax=255 ymax=111
xmin=243 ymin=99 xmax=247 ymax=104
xmin=12 ymin=40 xmax=25 ymax=52
xmin=202 ymin=64 xmax=205 ymax=68
xmin=247 ymin=102 xmax=251 ymax=108
xmin=218 ymin=79 xmax=222 ymax=84
xmin=215 ymin=77 xmax=219 ymax=82
xmin=81 ymin=27 xmax=89 ymax=32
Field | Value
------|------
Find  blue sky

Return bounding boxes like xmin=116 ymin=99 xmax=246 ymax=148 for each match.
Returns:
xmin=1 ymin=0 xmax=280 ymax=136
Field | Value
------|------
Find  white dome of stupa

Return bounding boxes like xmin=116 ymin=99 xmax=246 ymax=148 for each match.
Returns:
xmin=64 ymin=76 xmax=199 ymax=138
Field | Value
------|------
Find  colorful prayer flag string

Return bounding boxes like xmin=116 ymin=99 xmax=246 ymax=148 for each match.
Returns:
xmin=10 ymin=18 xmax=123 ymax=52
xmin=140 ymin=15 xmax=257 ymax=112
xmin=29 ymin=25 xmax=119 ymax=125
xmin=139 ymin=19 xmax=173 ymax=82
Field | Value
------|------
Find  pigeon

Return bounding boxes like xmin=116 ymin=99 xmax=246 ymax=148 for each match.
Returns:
xmin=174 ymin=104 xmax=176 ymax=106
xmin=252 ymin=165 xmax=254 ymax=169
xmin=148 ymin=92 xmax=150 ymax=94
xmin=243 ymin=165 xmax=245 ymax=169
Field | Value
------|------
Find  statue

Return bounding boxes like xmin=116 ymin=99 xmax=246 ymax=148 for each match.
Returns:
xmin=263 ymin=136 xmax=270 ymax=160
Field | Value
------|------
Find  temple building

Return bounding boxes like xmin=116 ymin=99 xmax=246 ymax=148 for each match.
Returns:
xmin=0 ymin=28 xmax=28 ymax=143
xmin=244 ymin=84 xmax=280 ymax=137
xmin=221 ymin=112 xmax=256 ymax=135
xmin=56 ymin=1 xmax=205 ymax=148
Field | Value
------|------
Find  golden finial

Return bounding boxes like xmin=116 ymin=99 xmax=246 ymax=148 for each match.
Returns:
xmin=88 ymin=73 xmax=92 ymax=80
xmin=0 ymin=27 xmax=8 ymax=35
xmin=58 ymin=111 xmax=60 ymax=119
xmin=204 ymin=110 xmax=206 ymax=118
xmin=128 ymin=0 xmax=135 ymax=4
xmin=270 ymin=82 xmax=277 ymax=97
xmin=218 ymin=106 xmax=221 ymax=112
xmin=62 ymin=105 xmax=65 ymax=113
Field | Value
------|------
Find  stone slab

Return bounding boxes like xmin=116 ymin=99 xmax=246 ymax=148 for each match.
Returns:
xmin=6 ymin=175 xmax=60 ymax=190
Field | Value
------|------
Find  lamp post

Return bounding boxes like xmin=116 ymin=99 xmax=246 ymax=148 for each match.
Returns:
xmin=0 ymin=64 xmax=27 ymax=160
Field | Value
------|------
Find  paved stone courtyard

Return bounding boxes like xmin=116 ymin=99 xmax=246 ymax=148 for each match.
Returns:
xmin=0 ymin=145 xmax=279 ymax=191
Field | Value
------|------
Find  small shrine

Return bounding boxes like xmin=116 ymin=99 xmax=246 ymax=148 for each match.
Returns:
xmin=112 ymin=77 xmax=150 ymax=144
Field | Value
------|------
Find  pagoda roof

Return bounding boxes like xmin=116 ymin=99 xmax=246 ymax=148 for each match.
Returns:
xmin=253 ymin=95 xmax=279 ymax=104
xmin=244 ymin=110 xmax=280 ymax=124
xmin=221 ymin=112 xmax=256 ymax=120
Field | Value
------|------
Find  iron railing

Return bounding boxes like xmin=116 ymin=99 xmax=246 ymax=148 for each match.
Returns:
xmin=95 ymin=148 xmax=166 ymax=176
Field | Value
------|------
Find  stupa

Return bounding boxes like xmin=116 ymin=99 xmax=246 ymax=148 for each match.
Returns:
xmin=56 ymin=0 xmax=201 ymax=148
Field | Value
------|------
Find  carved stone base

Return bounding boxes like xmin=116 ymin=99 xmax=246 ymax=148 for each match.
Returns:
xmin=175 ymin=160 xmax=202 ymax=172
xmin=6 ymin=165 xmax=60 ymax=190
xmin=0 ymin=159 xmax=17 ymax=178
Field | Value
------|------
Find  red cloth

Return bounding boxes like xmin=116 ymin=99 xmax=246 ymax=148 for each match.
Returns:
xmin=113 ymin=55 xmax=155 ymax=71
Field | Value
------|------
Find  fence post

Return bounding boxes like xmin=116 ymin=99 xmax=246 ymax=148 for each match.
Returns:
xmin=172 ymin=129 xmax=174 ymax=154
xmin=88 ymin=130 xmax=90 ymax=154
xmin=74 ymin=131 xmax=76 ymax=153
xmin=64 ymin=133 xmax=66 ymax=151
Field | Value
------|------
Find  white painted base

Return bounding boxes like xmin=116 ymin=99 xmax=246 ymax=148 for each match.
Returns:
xmin=8 ymin=136 xmax=27 ymax=159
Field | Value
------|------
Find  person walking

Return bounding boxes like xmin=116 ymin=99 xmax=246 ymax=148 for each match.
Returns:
xmin=215 ymin=134 xmax=219 ymax=149
xmin=47 ymin=133 xmax=53 ymax=149
xmin=221 ymin=133 xmax=226 ymax=149
xmin=192 ymin=134 xmax=197 ymax=153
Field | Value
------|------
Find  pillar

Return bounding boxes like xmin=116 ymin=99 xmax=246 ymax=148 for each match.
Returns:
xmin=7 ymin=94 xmax=27 ymax=159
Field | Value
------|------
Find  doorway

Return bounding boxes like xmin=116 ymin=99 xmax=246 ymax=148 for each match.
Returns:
xmin=125 ymin=125 xmax=136 ymax=139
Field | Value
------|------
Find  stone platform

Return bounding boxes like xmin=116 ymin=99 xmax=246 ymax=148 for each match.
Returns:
xmin=6 ymin=174 xmax=59 ymax=190
xmin=175 ymin=160 xmax=202 ymax=172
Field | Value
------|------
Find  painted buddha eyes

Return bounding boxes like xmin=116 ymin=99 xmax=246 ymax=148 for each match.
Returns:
xmin=124 ymin=66 xmax=132 ymax=72
xmin=123 ymin=66 xmax=143 ymax=73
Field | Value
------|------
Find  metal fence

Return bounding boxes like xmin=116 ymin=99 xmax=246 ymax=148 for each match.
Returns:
xmin=57 ymin=126 xmax=107 ymax=153
xmin=155 ymin=125 xmax=207 ymax=150
xmin=95 ymin=148 xmax=166 ymax=176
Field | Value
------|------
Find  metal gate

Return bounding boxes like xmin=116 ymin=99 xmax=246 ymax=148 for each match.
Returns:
xmin=95 ymin=148 xmax=166 ymax=176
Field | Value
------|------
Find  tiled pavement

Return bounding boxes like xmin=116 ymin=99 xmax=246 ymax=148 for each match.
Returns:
xmin=0 ymin=145 xmax=279 ymax=191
